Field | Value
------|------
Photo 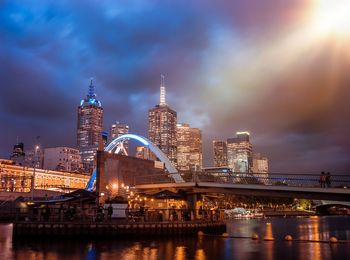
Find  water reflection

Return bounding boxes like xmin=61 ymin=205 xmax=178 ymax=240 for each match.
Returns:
xmin=264 ymin=223 xmax=274 ymax=260
xmin=2 ymin=217 xmax=350 ymax=260
xmin=195 ymin=249 xmax=206 ymax=260
xmin=174 ymin=246 xmax=186 ymax=260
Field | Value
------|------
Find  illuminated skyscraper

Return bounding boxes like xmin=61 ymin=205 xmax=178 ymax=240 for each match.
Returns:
xmin=176 ymin=123 xmax=202 ymax=171
xmin=252 ymin=153 xmax=269 ymax=184
xmin=110 ymin=122 xmax=129 ymax=154
xmin=213 ymin=140 xmax=227 ymax=167
xmin=227 ymin=132 xmax=252 ymax=173
xmin=10 ymin=142 xmax=26 ymax=166
xmin=77 ymin=80 xmax=103 ymax=173
xmin=25 ymin=146 xmax=43 ymax=168
xmin=148 ymin=75 xmax=177 ymax=166
xmin=252 ymin=153 xmax=269 ymax=174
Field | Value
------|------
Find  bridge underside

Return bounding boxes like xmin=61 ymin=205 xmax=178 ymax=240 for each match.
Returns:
xmin=135 ymin=182 xmax=350 ymax=201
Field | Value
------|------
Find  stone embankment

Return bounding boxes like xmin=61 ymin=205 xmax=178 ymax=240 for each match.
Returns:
xmin=13 ymin=221 xmax=226 ymax=237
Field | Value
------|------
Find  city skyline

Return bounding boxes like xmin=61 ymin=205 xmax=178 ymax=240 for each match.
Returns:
xmin=1 ymin=1 xmax=350 ymax=173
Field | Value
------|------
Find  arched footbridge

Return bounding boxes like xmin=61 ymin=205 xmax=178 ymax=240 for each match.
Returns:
xmin=86 ymin=134 xmax=184 ymax=191
xmin=85 ymin=134 xmax=350 ymax=201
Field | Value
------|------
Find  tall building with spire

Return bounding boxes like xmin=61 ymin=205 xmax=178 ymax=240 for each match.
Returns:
xmin=77 ymin=79 xmax=103 ymax=173
xmin=148 ymin=75 xmax=177 ymax=166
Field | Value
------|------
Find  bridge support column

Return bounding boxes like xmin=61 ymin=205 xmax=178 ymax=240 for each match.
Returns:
xmin=187 ymin=194 xmax=197 ymax=220
xmin=96 ymin=151 xmax=106 ymax=205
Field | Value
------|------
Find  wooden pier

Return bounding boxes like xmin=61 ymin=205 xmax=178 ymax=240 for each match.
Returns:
xmin=13 ymin=221 xmax=226 ymax=237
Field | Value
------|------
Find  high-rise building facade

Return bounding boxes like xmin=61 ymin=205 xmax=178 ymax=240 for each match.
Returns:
xmin=227 ymin=132 xmax=252 ymax=173
xmin=77 ymin=80 xmax=103 ymax=173
xmin=10 ymin=142 xmax=26 ymax=166
xmin=213 ymin=140 xmax=227 ymax=167
xmin=252 ymin=153 xmax=269 ymax=173
xmin=252 ymin=153 xmax=269 ymax=184
xmin=110 ymin=122 xmax=129 ymax=154
xmin=148 ymin=75 xmax=177 ymax=166
xmin=176 ymin=123 xmax=202 ymax=171
xmin=25 ymin=146 xmax=43 ymax=169
xmin=43 ymin=147 xmax=83 ymax=172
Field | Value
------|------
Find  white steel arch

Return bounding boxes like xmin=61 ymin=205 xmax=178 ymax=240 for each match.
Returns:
xmin=86 ymin=134 xmax=184 ymax=190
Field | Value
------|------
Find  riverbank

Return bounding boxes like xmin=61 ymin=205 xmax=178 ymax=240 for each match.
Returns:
xmin=13 ymin=220 xmax=226 ymax=238
xmin=263 ymin=210 xmax=314 ymax=217
xmin=4 ymin=216 xmax=350 ymax=260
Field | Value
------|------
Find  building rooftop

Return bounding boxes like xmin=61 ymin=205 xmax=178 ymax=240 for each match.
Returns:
xmin=80 ymin=79 xmax=102 ymax=107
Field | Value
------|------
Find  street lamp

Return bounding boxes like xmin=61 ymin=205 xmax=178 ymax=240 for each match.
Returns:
xmin=31 ymin=145 xmax=39 ymax=201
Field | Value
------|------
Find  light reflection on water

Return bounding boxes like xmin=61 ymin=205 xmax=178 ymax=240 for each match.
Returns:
xmin=1 ymin=216 xmax=349 ymax=260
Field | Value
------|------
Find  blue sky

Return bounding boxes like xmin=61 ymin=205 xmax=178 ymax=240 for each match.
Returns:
xmin=1 ymin=0 xmax=350 ymax=173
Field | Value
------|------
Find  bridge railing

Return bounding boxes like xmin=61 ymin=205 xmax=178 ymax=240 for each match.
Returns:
xmin=197 ymin=172 xmax=350 ymax=188
xmin=134 ymin=172 xmax=350 ymax=189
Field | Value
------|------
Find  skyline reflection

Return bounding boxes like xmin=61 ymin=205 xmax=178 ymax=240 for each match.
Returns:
xmin=3 ymin=217 xmax=350 ymax=260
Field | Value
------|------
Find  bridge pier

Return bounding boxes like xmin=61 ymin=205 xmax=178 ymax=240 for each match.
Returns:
xmin=96 ymin=151 xmax=107 ymax=205
xmin=187 ymin=193 xmax=197 ymax=220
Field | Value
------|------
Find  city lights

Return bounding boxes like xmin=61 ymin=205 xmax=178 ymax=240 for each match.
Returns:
xmin=1 ymin=1 xmax=350 ymax=259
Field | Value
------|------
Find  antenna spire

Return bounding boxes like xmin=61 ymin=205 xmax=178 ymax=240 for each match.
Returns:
xmin=160 ymin=74 xmax=166 ymax=106
xmin=88 ymin=78 xmax=96 ymax=98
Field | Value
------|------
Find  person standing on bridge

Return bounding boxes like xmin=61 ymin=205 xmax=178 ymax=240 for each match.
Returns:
xmin=107 ymin=204 xmax=113 ymax=221
xmin=319 ymin=172 xmax=326 ymax=188
xmin=326 ymin=172 xmax=332 ymax=188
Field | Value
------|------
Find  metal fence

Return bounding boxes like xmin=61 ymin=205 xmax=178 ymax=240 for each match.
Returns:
xmin=134 ymin=172 xmax=350 ymax=188
xmin=14 ymin=206 xmax=224 ymax=223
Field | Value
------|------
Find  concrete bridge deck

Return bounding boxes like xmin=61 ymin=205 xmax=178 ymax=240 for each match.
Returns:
xmin=135 ymin=181 xmax=350 ymax=201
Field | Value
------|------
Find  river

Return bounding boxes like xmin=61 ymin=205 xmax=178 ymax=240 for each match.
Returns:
xmin=0 ymin=216 xmax=349 ymax=259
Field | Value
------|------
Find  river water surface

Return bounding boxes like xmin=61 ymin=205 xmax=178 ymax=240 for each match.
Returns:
xmin=0 ymin=216 xmax=349 ymax=260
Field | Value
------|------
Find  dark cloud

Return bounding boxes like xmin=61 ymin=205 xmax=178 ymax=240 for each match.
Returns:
xmin=0 ymin=0 xmax=349 ymax=174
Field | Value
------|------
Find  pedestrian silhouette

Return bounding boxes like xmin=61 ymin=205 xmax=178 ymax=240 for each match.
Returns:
xmin=326 ymin=172 xmax=331 ymax=188
xmin=107 ymin=204 xmax=113 ymax=221
xmin=319 ymin=172 xmax=326 ymax=188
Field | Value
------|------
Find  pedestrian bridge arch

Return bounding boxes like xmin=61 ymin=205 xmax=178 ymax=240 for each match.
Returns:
xmin=86 ymin=134 xmax=184 ymax=190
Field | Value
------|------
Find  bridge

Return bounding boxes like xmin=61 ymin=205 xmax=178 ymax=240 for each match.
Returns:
xmin=87 ymin=134 xmax=350 ymax=202
xmin=133 ymin=172 xmax=350 ymax=201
